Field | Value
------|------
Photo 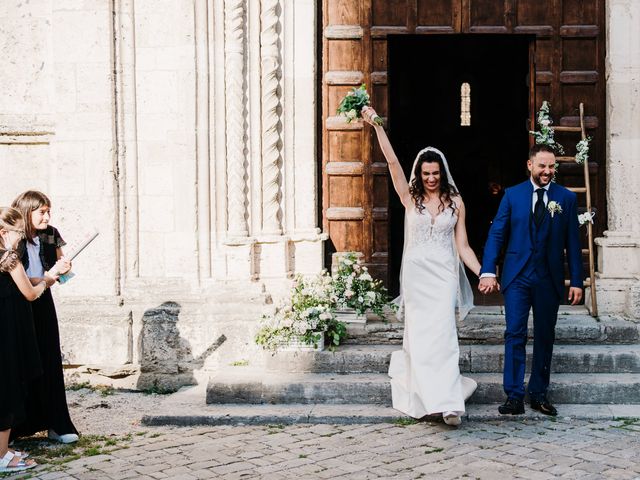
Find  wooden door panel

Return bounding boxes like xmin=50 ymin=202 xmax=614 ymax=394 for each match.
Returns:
xmin=327 ymin=41 xmax=364 ymax=70
xmin=372 ymin=0 xmax=409 ymax=26
xmin=562 ymin=39 xmax=598 ymax=70
xmin=563 ymin=0 xmax=598 ymax=24
xmin=468 ymin=0 xmax=511 ymax=32
xmin=328 ymin=131 xmax=362 ymax=163
xmin=417 ymin=0 xmax=460 ymax=30
xmin=516 ymin=2 xmax=553 ymax=25
xmin=327 ymin=0 xmax=363 ymax=24
xmin=328 ymin=176 xmax=364 ymax=207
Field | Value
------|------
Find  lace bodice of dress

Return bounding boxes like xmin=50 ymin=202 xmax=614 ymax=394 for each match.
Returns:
xmin=406 ymin=205 xmax=457 ymax=252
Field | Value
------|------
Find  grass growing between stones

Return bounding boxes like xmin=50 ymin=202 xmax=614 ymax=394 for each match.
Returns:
xmin=392 ymin=417 xmax=419 ymax=427
xmin=5 ymin=432 xmax=136 ymax=474
xmin=612 ymin=417 xmax=640 ymax=431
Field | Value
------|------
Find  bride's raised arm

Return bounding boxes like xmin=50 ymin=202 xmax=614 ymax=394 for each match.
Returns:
xmin=362 ymin=106 xmax=411 ymax=209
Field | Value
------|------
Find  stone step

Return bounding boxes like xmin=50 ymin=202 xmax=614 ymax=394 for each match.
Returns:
xmin=206 ymin=371 xmax=640 ymax=405
xmin=263 ymin=344 xmax=640 ymax=374
xmin=142 ymin=401 xmax=640 ymax=427
xmin=344 ymin=315 xmax=639 ymax=346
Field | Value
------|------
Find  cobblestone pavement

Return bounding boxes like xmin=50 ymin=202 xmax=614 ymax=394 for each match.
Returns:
xmin=9 ymin=415 xmax=640 ymax=479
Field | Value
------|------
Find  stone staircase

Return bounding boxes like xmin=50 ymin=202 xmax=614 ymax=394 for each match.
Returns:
xmin=140 ymin=306 xmax=640 ymax=427
xmin=205 ymin=307 xmax=640 ymax=408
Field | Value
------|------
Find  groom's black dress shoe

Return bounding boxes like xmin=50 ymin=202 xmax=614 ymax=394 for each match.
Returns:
xmin=498 ymin=398 xmax=525 ymax=415
xmin=530 ymin=397 xmax=558 ymax=416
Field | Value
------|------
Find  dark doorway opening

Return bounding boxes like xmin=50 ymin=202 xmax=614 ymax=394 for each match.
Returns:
xmin=387 ymin=35 xmax=532 ymax=304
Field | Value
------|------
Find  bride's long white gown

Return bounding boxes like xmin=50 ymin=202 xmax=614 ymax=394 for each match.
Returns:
xmin=388 ymin=205 xmax=477 ymax=418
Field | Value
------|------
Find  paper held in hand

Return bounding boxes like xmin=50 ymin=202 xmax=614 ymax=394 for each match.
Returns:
xmin=49 ymin=229 xmax=99 ymax=279
xmin=65 ymin=229 xmax=100 ymax=261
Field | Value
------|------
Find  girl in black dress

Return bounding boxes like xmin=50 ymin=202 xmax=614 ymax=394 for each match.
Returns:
xmin=11 ymin=191 xmax=79 ymax=444
xmin=0 ymin=207 xmax=58 ymax=473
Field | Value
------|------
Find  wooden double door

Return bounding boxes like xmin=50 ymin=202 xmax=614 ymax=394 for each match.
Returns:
xmin=321 ymin=0 xmax=606 ymax=291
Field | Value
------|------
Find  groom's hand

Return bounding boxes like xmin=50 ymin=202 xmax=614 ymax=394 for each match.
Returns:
xmin=568 ymin=287 xmax=583 ymax=305
xmin=479 ymin=277 xmax=499 ymax=294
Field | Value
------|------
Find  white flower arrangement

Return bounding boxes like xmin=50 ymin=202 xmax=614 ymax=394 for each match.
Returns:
xmin=578 ymin=211 xmax=595 ymax=226
xmin=547 ymin=201 xmax=563 ymax=217
xmin=575 ymin=137 xmax=592 ymax=165
xmin=529 ymin=101 xmax=565 ymax=155
xmin=255 ymin=253 xmax=397 ymax=352
xmin=331 ymin=253 xmax=396 ymax=317
xmin=255 ymin=273 xmax=346 ymax=352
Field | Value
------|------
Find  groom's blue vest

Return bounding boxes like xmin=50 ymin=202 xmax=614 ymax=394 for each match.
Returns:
xmin=522 ymin=213 xmax=552 ymax=281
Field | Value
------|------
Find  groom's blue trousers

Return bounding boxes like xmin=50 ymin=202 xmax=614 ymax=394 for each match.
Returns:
xmin=503 ymin=271 xmax=560 ymax=401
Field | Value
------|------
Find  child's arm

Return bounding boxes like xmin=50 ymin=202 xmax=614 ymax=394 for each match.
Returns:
xmin=3 ymin=252 xmax=57 ymax=301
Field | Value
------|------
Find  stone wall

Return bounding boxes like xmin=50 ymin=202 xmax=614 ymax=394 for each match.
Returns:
xmin=0 ymin=0 xmax=323 ymax=384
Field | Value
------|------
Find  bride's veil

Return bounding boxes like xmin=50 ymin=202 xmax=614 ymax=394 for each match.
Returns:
xmin=394 ymin=146 xmax=475 ymax=321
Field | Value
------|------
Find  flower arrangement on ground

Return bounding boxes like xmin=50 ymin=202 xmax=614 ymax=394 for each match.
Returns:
xmin=331 ymin=253 xmax=397 ymax=318
xmin=337 ymin=84 xmax=383 ymax=125
xmin=255 ymin=254 xmax=397 ymax=352
xmin=255 ymin=273 xmax=347 ymax=352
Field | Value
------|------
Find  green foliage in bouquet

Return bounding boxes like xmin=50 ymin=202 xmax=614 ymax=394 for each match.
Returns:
xmin=331 ymin=253 xmax=397 ymax=318
xmin=337 ymin=84 xmax=384 ymax=125
xmin=255 ymin=273 xmax=347 ymax=352
xmin=529 ymin=101 xmax=564 ymax=155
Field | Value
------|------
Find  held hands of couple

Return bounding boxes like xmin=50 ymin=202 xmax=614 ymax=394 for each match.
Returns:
xmin=478 ymin=276 xmax=500 ymax=295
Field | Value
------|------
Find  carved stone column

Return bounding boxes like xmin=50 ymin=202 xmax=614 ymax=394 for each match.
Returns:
xmin=260 ymin=0 xmax=283 ymax=235
xmin=113 ymin=0 xmax=140 ymax=292
xmin=195 ymin=0 xmax=212 ymax=278
xmin=596 ymin=0 xmax=640 ymax=318
xmin=224 ymin=0 xmax=248 ymax=238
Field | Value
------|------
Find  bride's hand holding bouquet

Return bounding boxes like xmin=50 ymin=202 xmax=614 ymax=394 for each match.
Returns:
xmin=361 ymin=106 xmax=383 ymax=128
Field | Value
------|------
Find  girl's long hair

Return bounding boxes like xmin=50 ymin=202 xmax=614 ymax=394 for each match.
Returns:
xmin=408 ymin=150 xmax=458 ymax=214
xmin=12 ymin=190 xmax=51 ymax=245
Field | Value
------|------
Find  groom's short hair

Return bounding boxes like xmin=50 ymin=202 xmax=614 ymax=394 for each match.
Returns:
xmin=529 ymin=143 xmax=556 ymax=159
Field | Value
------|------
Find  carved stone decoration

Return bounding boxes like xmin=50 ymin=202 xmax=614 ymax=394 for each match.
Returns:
xmin=224 ymin=0 xmax=248 ymax=238
xmin=113 ymin=0 xmax=140 ymax=291
xmin=260 ymin=0 xmax=283 ymax=235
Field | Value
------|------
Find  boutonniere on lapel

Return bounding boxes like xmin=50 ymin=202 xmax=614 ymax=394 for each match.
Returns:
xmin=547 ymin=201 xmax=563 ymax=218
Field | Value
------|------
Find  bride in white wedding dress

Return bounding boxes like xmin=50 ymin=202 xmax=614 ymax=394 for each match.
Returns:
xmin=363 ymin=107 xmax=482 ymax=426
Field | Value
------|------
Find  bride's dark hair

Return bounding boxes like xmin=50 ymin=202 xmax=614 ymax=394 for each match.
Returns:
xmin=409 ymin=150 xmax=459 ymax=214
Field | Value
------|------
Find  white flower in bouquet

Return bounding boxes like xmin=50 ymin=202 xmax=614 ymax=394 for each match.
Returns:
xmin=345 ymin=289 xmax=354 ymax=298
xmin=359 ymin=272 xmax=373 ymax=282
xmin=367 ymin=291 xmax=377 ymax=301
xmin=358 ymin=296 xmax=364 ymax=303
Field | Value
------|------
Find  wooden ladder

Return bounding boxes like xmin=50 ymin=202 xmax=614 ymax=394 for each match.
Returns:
xmin=555 ymin=103 xmax=598 ymax=316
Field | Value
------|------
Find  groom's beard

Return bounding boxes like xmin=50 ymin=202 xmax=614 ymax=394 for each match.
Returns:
xmin=531 ymin=171 xmax=553 ymax=187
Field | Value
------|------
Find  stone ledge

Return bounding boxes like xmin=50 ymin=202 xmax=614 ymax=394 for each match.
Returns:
xmin=141 ymin=400 xmax=640 ymax=427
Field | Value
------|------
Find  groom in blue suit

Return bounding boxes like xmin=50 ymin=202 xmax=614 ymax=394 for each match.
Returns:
xmin=479 ymin=144 xmax=583 ymax=416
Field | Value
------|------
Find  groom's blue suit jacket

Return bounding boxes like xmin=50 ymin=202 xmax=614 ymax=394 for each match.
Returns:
xmin=481 ymin=180 xmax=583 ymax=297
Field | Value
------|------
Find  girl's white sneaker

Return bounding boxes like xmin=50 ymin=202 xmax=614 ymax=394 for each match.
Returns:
xmin=48 ymin=430 xmax=79 ymax=444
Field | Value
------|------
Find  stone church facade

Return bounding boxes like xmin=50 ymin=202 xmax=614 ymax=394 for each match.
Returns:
xmin=0 ymin=0 xmax=638 ymax=386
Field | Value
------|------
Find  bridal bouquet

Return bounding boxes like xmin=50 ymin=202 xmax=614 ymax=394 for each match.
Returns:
xmin=255 ymin=273 xmax=347 ymax=352
xmin=337 ymin=84 xmax=383 ymax=125
xmin=331 ymin=253 xmax=396 ymax=318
